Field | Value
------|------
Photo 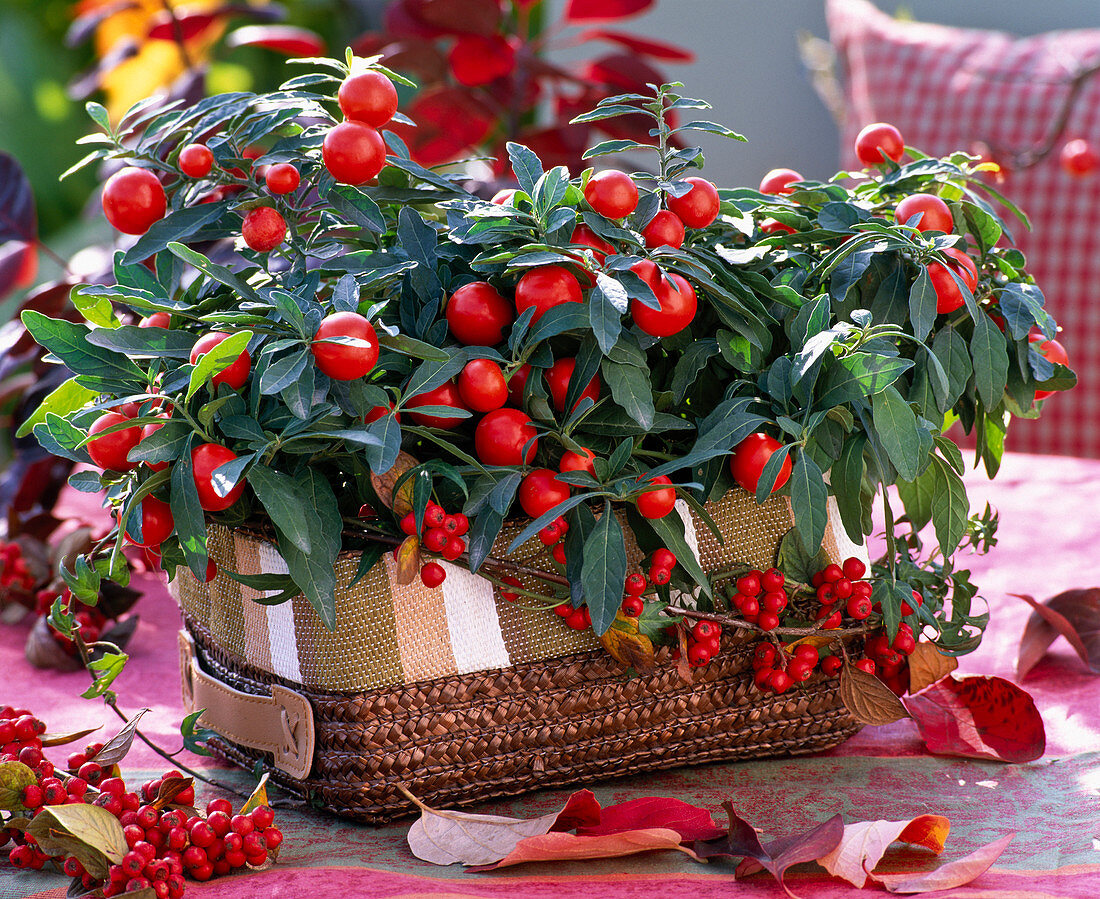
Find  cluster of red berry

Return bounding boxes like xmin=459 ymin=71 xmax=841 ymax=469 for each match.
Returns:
xmin=0 ymin=707 xmax=282 ymax=896
xmin=810 ymin=557 xmax=870 ymax=627
xmin=35 ymin=586 xmax=111 ymax=654
xmin=862 ymin=622 xmax=918 ymax=695
xmin=399 ymin=502 xmax=470 ymax=588
xmin=751 ymin=642 xmax=838 ymax=694
xmin=728 ymin=566 xmax=789 ymax=631
xmin=0 ymin=540 xmax=36 ymax=599
xmin=538 ymin=515 xmax=571 ymax=565
xmin=681 ymin=620 xmax=723 ymax=668
xmin=621 ymin=548 xmax=678 ymax=616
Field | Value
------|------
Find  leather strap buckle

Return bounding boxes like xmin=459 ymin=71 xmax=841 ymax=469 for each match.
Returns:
xmin=178 ymin=631 xmax=315 ymax=781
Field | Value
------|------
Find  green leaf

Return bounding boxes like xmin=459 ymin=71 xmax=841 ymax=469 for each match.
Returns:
xmin=671 ymin=339 xmax=719 ymax=402
xmin=324 ymin=184 xmax=385 ymax=232
xmin=34 ymin=414 xmax=91 ymax=464
xmin=404 ymin=353 xmax=466 ymax=399
xmin=0 ymin=761 xmax=37 ymax=810
xmin=377 ymin=332 xmax=449 ymax=362
xmin=507 ymin=141 xmax=543 ymax=195
xmin=274 ymin=470 xmax=341 ymax=628
xmin=580 ymin=501 xmax=629 ymax=637
xmin=170 ymin=440 xmax=210 ymax=579
xmin=365 ymin=413 xmax=402 ymax=474
xmin=589 ymin=274 xmax=626 ymax=354
xmin=81 ymin=651 xmax=128 ymax=699
xmin=582 ymin=139 xmax=653 ymax=159
xmin=776 ymin=527 xmax=829 ymax=585
xmin=832 ymin=434 xmax=867 ymax=543
xmin=929 ymin=455 xmax=969 ymax=556
xmin=677 ymin=119 xmax=746 ymax=141
xmin=896 ymin=467 xmax=936 ymax=534
xmin=85 ymin=101 xmax=111 ymax=132
xmin=181 ymin=709 xmax=216 ymax=757
xmin=16 ymin=378 xmax=96 ymax=438
xmin=601 ymin=359 xmax=654 ymax=430
xmin=872 ymin=386 xmax=921 ymax=481
xmin=166 ymin=243 xmax=260 ymax=301
xmin=970 ymin=313 xmax=1009 ymax=408
xmin=259 ymin=348 xmax=309 ymax=395
xmin=789 ymin=452 xmax=829 ymax=553
xmin=71 ymin=288 xmax=122 ymax=329
xmin=998 ymin=281 xmax=1054 ymax=340
xmin=931 ymin=326 xmax=971 ymax=411
xmin=639 ymin=506 xmax=712 ymax=599
xmin=186 ymin=330 xmax=252 ymax=400
xmin=835 ymin=351 xmax=913 ymax=396
xmin=908 ymin=267 xmax=937 ymax=341
xmin=121 ymin=202 xmax=228 ymax=265
xmin=86 ymin=325 xmax=194 ymax=358
xmin=21 ymin=311 xmax=146 ymax=384
xmin=249 ymin=465 xmax=313 ymax=553
xmin=533 ymin=166 xmax=570 ymax=220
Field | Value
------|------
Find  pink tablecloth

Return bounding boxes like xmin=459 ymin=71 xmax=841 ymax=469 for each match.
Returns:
xmin=6 ymin=452 xmax=1100 ymax=899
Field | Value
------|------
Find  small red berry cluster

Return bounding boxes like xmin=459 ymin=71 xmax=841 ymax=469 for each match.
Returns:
xmin=751 ymin=642 xmax=836 ymax=694
xmin=860 ymin=621 xmax=918 ymax=684
xmin=0 ymin=540 xmax=36 ymax=598
xmin=728 ymin=566 xmax=788 ymax=631
xmin=679 ymin=620 xmax=723 ymax=667
xmin=1 ymin=707 xmax=282 ymax=896
xmin=398 ymin=502 xmax=470 ymax=588
xmin=620 ymin=548 xmax=677 ymax=617
xmin=810 ymin=557 xmax=870 ymax=627
xmin=538 ymin=515 xmax=571 ymax=565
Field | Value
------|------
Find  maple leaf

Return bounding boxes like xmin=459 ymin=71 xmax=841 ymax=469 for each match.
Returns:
xmin=695 ymin=802 xmax=844 ymax=898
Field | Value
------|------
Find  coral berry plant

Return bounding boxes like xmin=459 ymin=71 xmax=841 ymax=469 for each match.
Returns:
xmin=22 ymin=54 xmax=1072 ymax=700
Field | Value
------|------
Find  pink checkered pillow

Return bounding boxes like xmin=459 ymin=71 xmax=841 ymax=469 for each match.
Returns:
xmin=828 ymin=0 xmax=1100 ymax=457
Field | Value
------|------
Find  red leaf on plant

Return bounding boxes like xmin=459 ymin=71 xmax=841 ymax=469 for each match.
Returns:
xmin=393 ymin=87 xmax=496 ymax=166
xmin=902 ymin=675 xmax=1045 ymax=763
xmin=1014 ymin=589 xmax=1100 ymax=679
xmin=404 ymin=787 xmax=600 ymax=866
xmin=696 ymin=802 xmax=844 ymax=897
xmin=226 ymin=25 xmax=326 ymax=58
xmin=371 ymin=38 xmax=449 ymax=85
xmin=817 ymin=815 xmax=950 ymax=888
xmin=468 ymin=827 xmax=693 ymax=872
xmin=0 ymin=242 xmax=36 ymax=301
xmin=564 ymin=0 xmax=654 ymax=24
xmin=407 ymin=0 xmax=502 ymax=36
xmin=145 ymin=11 xmax=220 ymax=43
xmin=872 ymin=832 xmax=1015 ymax=893
xmin=65 ymin=1 xmax=138 ymax=49
xmin=0 ymin=153 xmax=37 ymax=244
xmin=577 ymin=796 xmax=724 ymax=841
xmin=384 ymin=0 xmax=445 ymax=39
xmin=582 ymin=53 xmax=666 ymax=93
xmin=581 ymin=29 xmax=694 ymax=62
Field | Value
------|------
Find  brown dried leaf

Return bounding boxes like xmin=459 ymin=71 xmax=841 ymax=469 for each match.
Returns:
xmin=88 ymin=709 xmax=148 ymax=768
xmin=675 ymin=622 xmax=693 ymax=684
xmin=906 ymin=642 xmax=959 ymax=694
xmin=818 ymin=814 xmax=950 ymax=887
xmin=151 ymin=775 xmax=193 ymax=811
xmin=599 ymin=613 xmax=655 ymax=672
xmin=470 ymin=828 xmax=695 ymax=871
xmin=41 ymin=725 xmax=102 ymax=747
xmin=872 ymin=832 xmax=1014 ymax=893
xmin=370 ymin=451 xmax=418 ymax=517
xmin=24 ymin=616 xmax=82 ymax=671
xmin=394 ymin=535 xmax=421 ymax=586
xmin=839 ymin=663 xmax=910 ymax=726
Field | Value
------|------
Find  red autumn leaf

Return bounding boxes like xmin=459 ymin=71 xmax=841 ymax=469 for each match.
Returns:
xmin=872 ymin=832 xmax=1015 ymax=893
xmin=226 ymin=25 xmax=326 ymax=58
xmin=1014 ymin=589 xmax=1100 ymax=679
xmin=564 ymin=0 xmax=654 ymax=23
xmin=696 ymin=802 xmax=844 ymax=897
xmin=0 ymin=242 xmax=35 ymax=301
xmin=581 ymin=29 xmax=695 ymax=62
xmin=395 ymin=87 xmax=496 ymax=166
xmin=145 ymin=10 xmax=220 ymax=43
xmin=468 ymin=827 xmax=692 ymax=872
xmin=405 ymin=787 xmax=601 ymax=866
xmin=383 ymin=0 xmax=446 ymax=39
xmin=902 ymin=675 xmax=1045 ymax=763
xmin=577 ymin=796 xmax=724 ymax=841
xmin=367 ymin=38 xmax=449 ymax=85
xmin=406 ymin=0 xmax=502 ymax=36
xmin=817 ymin=814 xmax=950 ymax=888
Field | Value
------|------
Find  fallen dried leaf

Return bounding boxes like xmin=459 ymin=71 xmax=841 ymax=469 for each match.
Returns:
xmin=577 ymin=796 xmax=724 ymax=841
xmin=88 ymin=710 xmax=148 ymax=768
xmin=872 ymin=832 xmax=1014 ymax=893
xmin=469 ymin=827 xmax=694 ymax=871
xmin=151 ymin=776 xmax=194 ymax=811
xmin=26 ymin=802 xmax=127 ymax=877
xmin=40 ymin=725 xmax=102 ymax=748
xmin=840 ymin=662 xmax=910 ymax=726
xmin=370 ymin=451 xmax=418 ymax=516
xmin=403 ymin=786 xmax=601 ymax=866
xmin=598 ymin=612 xmax=656 ymax=673
xmin=394 ymin=535 xmax=421 ymax=586
xmin=906 ymin=642 xmax=958 ymax=694
xmin=696 ymin=802 xmax=844 ymax=897
xmin=1014 ymin=589 xmax=1100 ymax=679
xmin=818 ymin=814 xmax=950 ymax=887
xmin=240 ymin=773 xmax=270 ymax=815
xmin=902 ymin=675 xmax=1045 ymax=763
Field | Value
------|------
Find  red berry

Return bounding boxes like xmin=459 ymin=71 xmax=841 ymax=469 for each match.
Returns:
xmin=422 ymin=527 xmax=448 ymax=553
xmin=322 ymin=121 xmax=385 ymax=185
xmin=788 ymin=660 xmax=813 ymax=682
xmin=753 ymin=643 xmax=776 ymax=668
xmin=263 ymin=827 xmax=283 ymax=850
xmin=207 ymin=811 xmax=231 ymax=837
xmin=621 ymin=596 xmax=644 ymax=617
xmin=760 ymin=568 xmax=784 ymax=592
xmin=846 ymin=595 xmax=873 ymax=620
xmin=817 ymin=584 xmax=837 ymax=605
xmin=736 ymin=573 xmax=761 ymax=597
xmin=687 ymin=642 xmax=711 ymax=667
xmin=241 ymin=206 xmax=286 ymax=252
xmin=551 ymin=543 xmax=567 ymax=565
xmin=893 ymin=632 xmax=917 ymax=655
xmin=538 ymin=522 xmax=561 ymax=546
xmin=650 ymin=566 xmax=671 ymax=586
xmin=102 ymin=167 xmax=166 ymax=235
xmin=739 ymin=596 xmax=760 ymax=618
xmin=821 ymin=564 xmax=843 ymax=583
xmin=757 ymin=611 xmax=780 ymax=631
xmin=399 ymin=512 xmax=418 ymax=536
xmin=761 ymin=591 xmax=787 ymax=614
xmin=78 ymin=761 xmax=103 ymax=786
xmin=842 ymin=557 xmax=866 ymax=580
xmin=624 ymin=573 xmax=647 ymax=595
xmin=652 ymin=548 xmax=677 ymax=569
xmin=264 ymin=163 xmax=300 ymax=195
xmin=584 ymin=169 xmax=638 ymax=219
xmin=189 ymin=821 xmax=216 ymax=848
xmin=767 ymin=669 xmax=792 ymax=693
xmin=794 ymin=644 xmax=819 ymax=665
xmin=854 ymin=658 xmax=877 ymax=675
xmin=441 ymin=537 xmax=465 ymax=561
xmin=338 ymin=69 xmax=398 ymax=127
xmin=821 ymin=655 xmax=843 ymax=676
xmin=499 ymin=575 xmax=523 ymax=602
xmin=420 ymin=562 xmax=446 ymax=588
xmin=206 ymin=799 xmax=233 ymax=816
xmin=692 ymin=621 xmax=720 ymax=642
xmin=901 ymin=590 xmax=924 ymax=616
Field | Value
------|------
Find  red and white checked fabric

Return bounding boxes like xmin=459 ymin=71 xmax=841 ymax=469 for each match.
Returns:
xmin=828 ymin=0 xmax=1100 ymax=457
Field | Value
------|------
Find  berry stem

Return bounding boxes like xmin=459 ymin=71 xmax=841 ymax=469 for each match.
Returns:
xmin=665 ymin=603 xmax=871 ymax=638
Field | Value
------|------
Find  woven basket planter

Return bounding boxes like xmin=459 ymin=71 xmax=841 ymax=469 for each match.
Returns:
xmin=172 ymin=491 xmax=866 ymax=823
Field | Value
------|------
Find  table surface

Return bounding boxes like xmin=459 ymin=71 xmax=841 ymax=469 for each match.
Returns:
xmin=6 ymin=452 xmax=1100 ymax=899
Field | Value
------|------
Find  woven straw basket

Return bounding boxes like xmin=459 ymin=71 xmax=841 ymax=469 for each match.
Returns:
xmin=172 ymin=491 xmax=866 ymax=823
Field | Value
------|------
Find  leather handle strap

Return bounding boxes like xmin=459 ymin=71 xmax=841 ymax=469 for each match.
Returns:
xmin=179 ymin=631 xmax=315 ymax=781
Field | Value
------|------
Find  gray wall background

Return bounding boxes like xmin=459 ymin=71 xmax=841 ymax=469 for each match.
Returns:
xmin=548 ymin=1 xmax=1100 ymax=188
